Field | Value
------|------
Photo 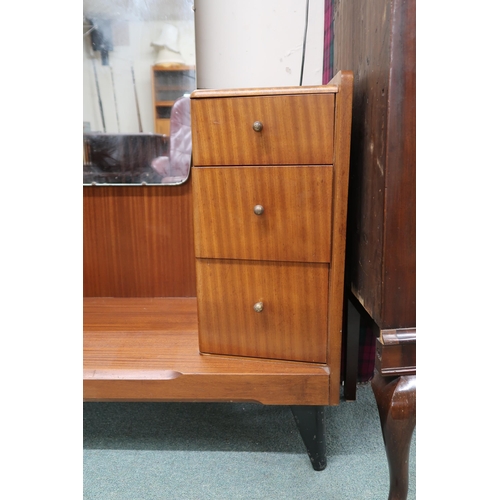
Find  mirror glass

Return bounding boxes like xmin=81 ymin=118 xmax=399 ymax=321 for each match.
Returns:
xmin=83 ymin=0 xmax=196 ymax=185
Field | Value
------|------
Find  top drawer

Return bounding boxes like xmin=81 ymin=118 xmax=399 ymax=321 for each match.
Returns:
xmin=191 ymin=93 xmax=335 ymax=166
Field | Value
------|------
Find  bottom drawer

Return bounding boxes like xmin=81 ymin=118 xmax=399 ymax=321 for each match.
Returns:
xmin=196 ymin=259 xmax=329 ymax=363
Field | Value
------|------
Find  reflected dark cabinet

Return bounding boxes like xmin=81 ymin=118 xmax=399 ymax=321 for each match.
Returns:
xmin=151 ymin=64 xmax=195 ymax=135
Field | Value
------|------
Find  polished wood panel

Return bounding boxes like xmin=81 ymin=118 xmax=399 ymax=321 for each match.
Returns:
xmin=380 ymin=0 xmax=416 ymax=327
xmin=372 ymin=371 xmax=416 ymax=500
xmin=192 ymin=74 xmax=353 ymax=404
xmin=333 ymin=0 xmax=415 ymax=328
xmin=376 ymin=328 xmax=416 ymax=377
xmin=196 ymin=259 xmax=329 ymax=363
xmin=84 ymin=297 xmax=330 ymax=405
xmin=326 ymin=71 xmax=354 ymax=403
xmin=83 ymin=182 xmax=196 ymax=297
xmin=193 ymin=166 xmax=333 ymax=263
xmin=83 ymin=72 xmax=354 ymax=412
xmin=155 ymin=119 xmax=170 ymax=136
xmin=191 ymin=85 xmax=339 ymax=98
xmin=191 ymin=93 xmax=335 ymax=166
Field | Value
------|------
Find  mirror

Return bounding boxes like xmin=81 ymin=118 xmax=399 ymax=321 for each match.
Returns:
xmin=83 ymin=0 xmax=196 ymax=185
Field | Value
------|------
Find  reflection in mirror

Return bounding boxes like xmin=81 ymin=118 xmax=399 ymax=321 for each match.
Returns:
xmin=83 ymin=0 xmax=196 ymax=185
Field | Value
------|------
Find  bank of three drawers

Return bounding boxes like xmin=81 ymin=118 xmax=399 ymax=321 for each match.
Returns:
xmin=191 ymin=87 xmax=336 ymax=365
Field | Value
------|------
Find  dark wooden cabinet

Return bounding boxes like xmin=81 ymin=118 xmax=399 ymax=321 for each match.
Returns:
xmin=332 ymin=1 xmax=416 ymax=498
xmin=333 ymin=0 xmax=415 ymax=330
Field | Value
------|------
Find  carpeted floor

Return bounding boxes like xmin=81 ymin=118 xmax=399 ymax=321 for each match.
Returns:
xmin=83 ymin=383 xmax=416 ymax=499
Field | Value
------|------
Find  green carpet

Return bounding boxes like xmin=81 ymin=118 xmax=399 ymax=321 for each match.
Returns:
xmin=83 ymin=383 xmax=416 ymax=499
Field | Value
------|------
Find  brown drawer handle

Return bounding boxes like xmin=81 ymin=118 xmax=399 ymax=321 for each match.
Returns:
xmin=253 ymin=301 xmax=264 ymax=313
xmin=253 ymin=205 xmax=264 ymax=215
xmin=252 ymin=121 xmax=263 ymax=132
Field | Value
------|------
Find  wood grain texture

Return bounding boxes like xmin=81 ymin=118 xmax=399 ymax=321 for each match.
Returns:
xmin=191 ymin=74 xmax=353 ymax=404
xmin=193 ymin=166 xmax=333 ymax=263
xmin=84 ymin=297 xmax=329 ymax=405
xmin=83 ymin=182 xmax=196 ymax=297
xmin=83 ymin=74 xmax=354 ymax=409
xmin=372 ymin=371 xmax=416 ymax=500
xmin=376 ymin=328 xmax=416 ymax=377
xmin=196 ymin=259 xmax=329 ymax=363
xmin=381 ymin=0 xmax=416 ymax=328
xmin=327 ymin=71 xmax=354 ymax=404
xmin=333 ymin=0 xmax=416 ymax=329
xmin=191 ymin=84 xmax=339 ymax=98
xmin=191 ymin=93 xmax=335 ymax=166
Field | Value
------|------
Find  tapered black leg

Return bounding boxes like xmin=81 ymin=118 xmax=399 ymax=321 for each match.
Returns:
xmin=290 ymin=405 xmax=327 ymax=471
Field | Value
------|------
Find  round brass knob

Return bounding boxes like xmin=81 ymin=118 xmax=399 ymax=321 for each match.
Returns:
xmin=253 ymin=205 xmax=264 ymax=215
xmin=252 ymin=121 xmax=263 ymax=132
xmin=253 ymin=301 xmax=264 ymax=313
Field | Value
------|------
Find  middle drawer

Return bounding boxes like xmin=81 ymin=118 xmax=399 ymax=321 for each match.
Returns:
xmin=193 ymin=166 xmax=333 ymax=263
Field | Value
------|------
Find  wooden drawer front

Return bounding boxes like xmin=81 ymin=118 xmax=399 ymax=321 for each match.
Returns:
xmin=193 ymin=166 xmax=333 ymax=263
xmin=196 ymin=259 xmax=329 ymax=363
xmin=191 ymin=94 xmax=334 ymax=166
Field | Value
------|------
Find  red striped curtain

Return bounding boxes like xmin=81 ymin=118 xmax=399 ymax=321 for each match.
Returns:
xmin=322 ymin=0 xmax=334 ymax=84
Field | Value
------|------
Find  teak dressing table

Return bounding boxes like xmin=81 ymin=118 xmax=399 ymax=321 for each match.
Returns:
xmin=83 ymin=70 xmax=353 ymax=470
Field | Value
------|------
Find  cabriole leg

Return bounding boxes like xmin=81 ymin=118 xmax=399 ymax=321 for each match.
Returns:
xmin=372 ymin=370 xmax=416 ymax=500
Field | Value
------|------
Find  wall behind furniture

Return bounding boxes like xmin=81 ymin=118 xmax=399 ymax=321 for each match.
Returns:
xmin=194 ymin=0 xmax=324 ymax=89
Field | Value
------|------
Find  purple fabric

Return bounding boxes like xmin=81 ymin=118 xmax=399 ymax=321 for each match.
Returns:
xmin=151 ymin=96 xmax=192 ymax=184
xmin=323 ymin=0 xmax=334 ymax=84
xmin=358 ymin=324 xmax=376 ymax=382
